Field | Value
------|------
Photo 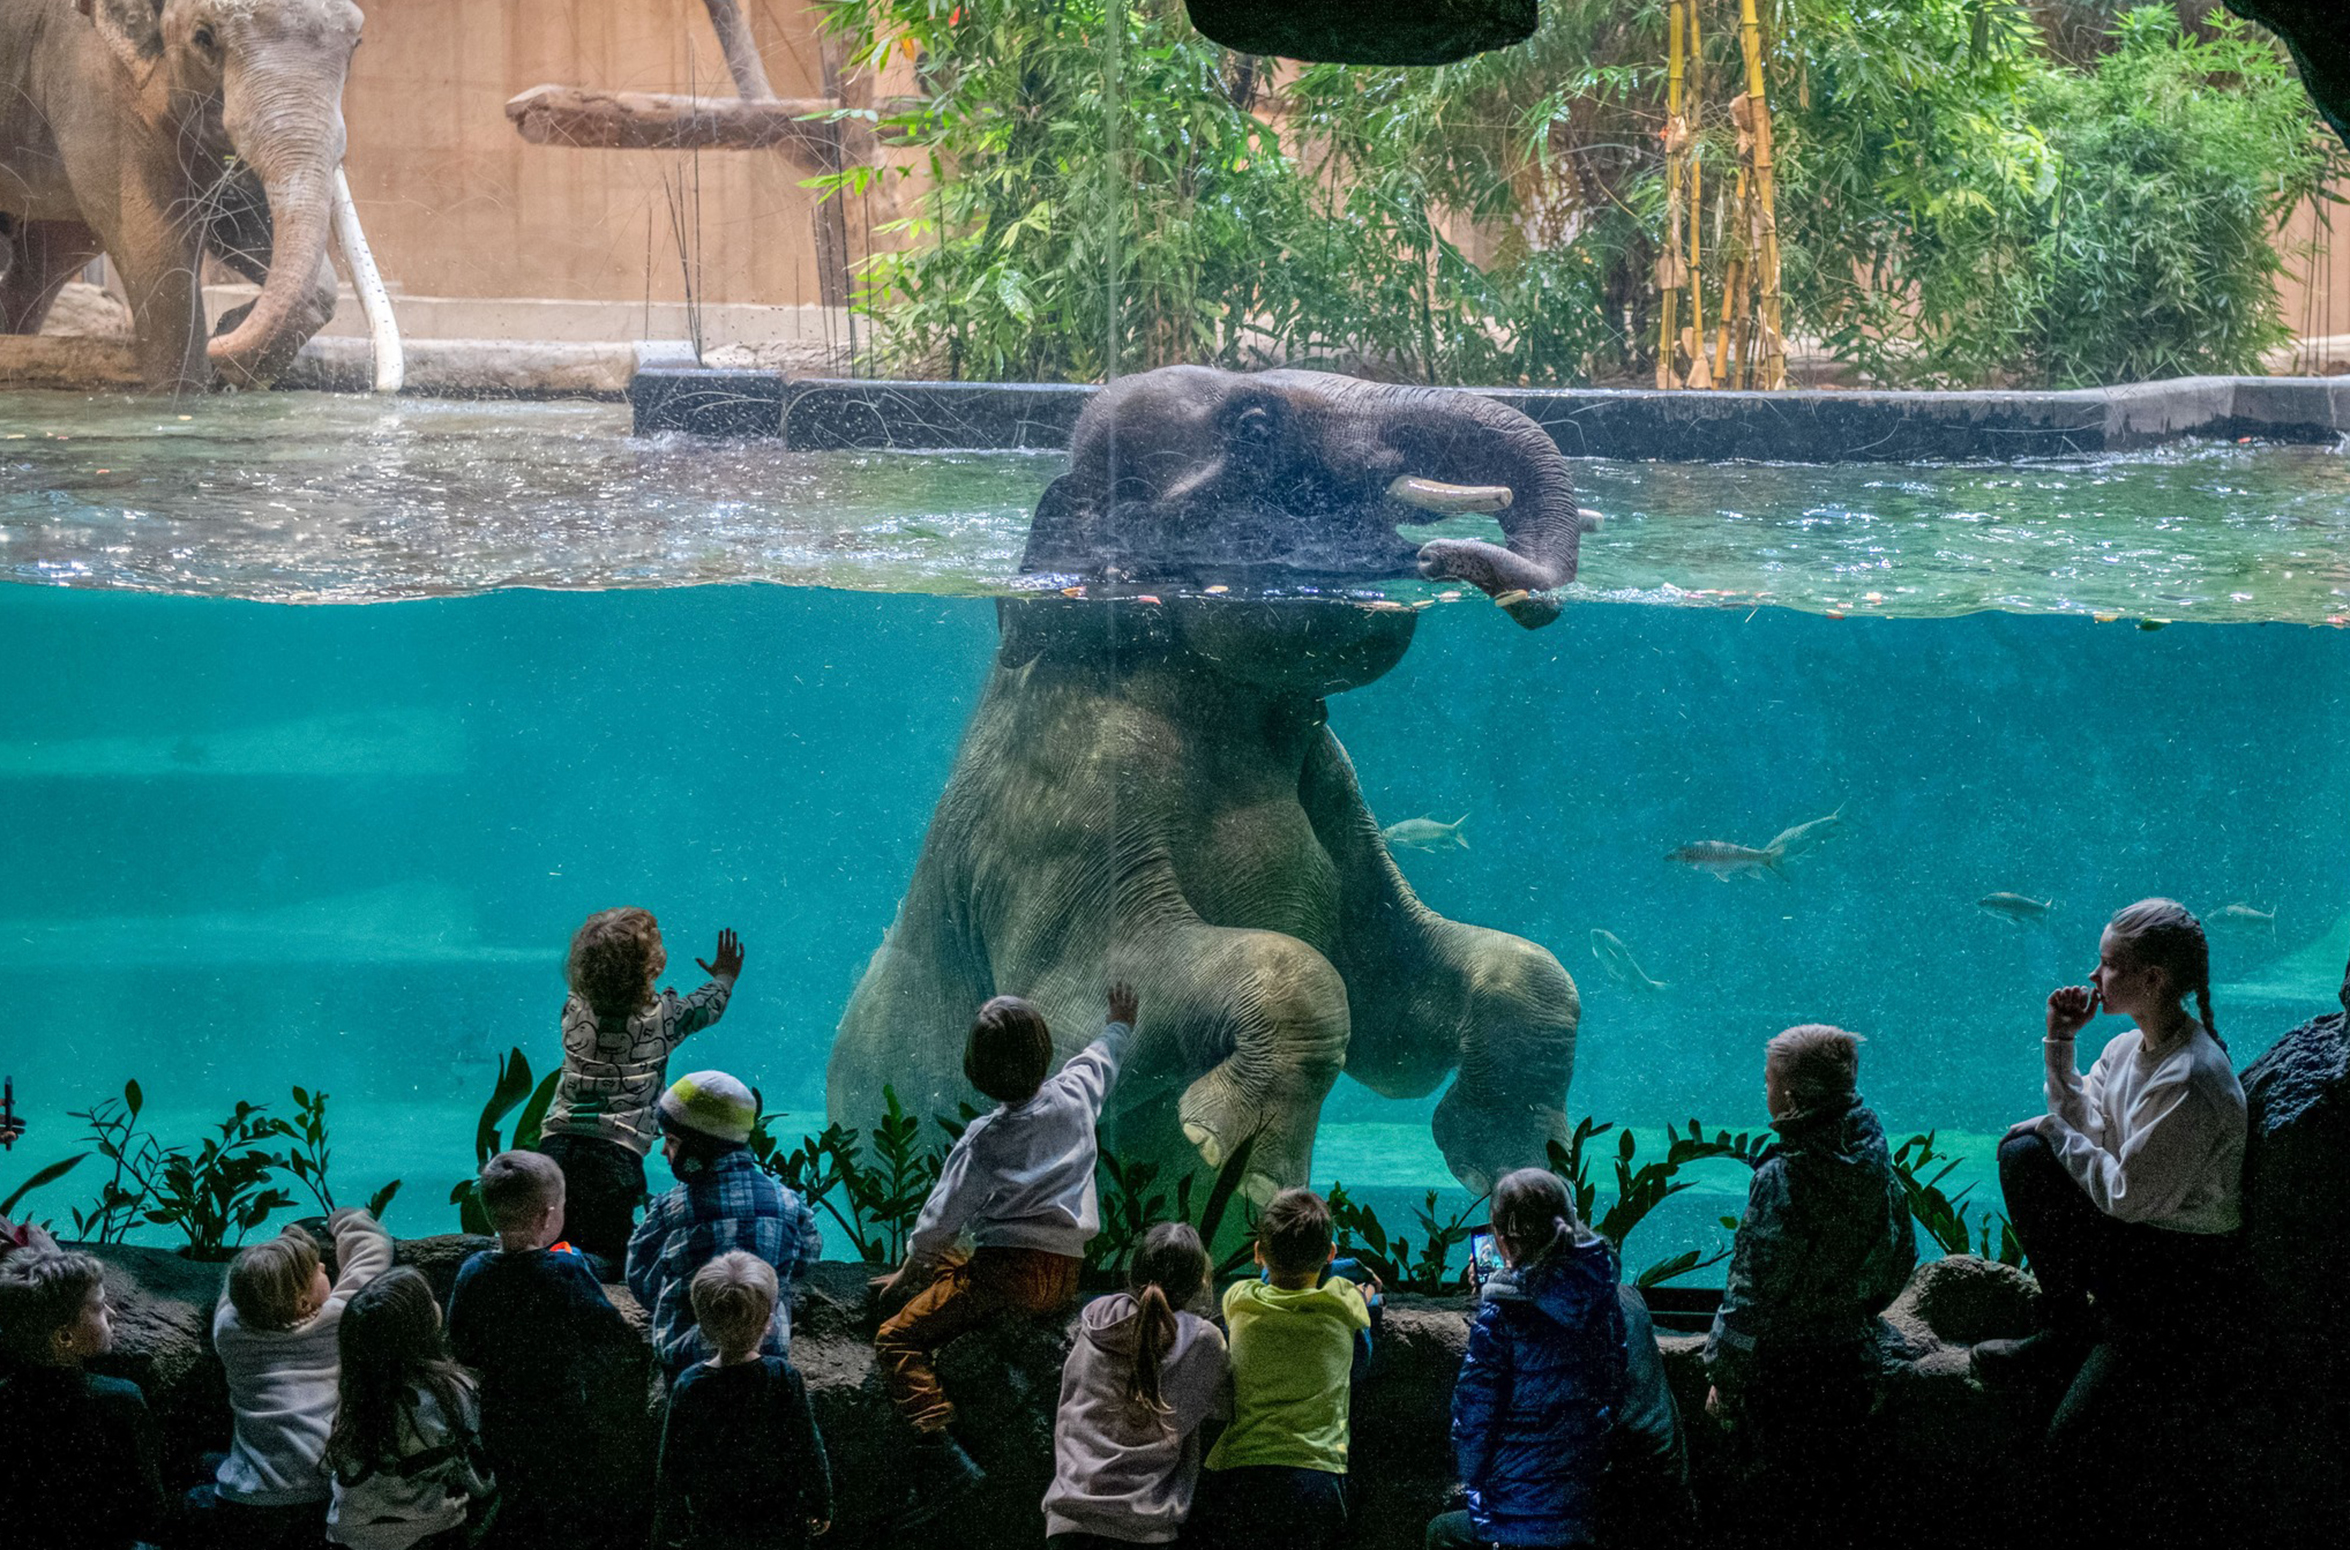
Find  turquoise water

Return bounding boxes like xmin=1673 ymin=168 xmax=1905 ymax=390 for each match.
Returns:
xmin=4 ymin=392 xmax=2349 ymax=1275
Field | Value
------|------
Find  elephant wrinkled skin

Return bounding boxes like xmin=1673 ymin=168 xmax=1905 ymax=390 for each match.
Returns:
xmin=829 ymin=367 xmax=1583 ymax=1205
xmin=0 ymin=0 xmax=361 ymax=389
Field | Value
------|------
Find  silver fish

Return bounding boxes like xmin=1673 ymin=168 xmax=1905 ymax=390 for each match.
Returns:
xmin=1591 ymin=929 xmax=1669 ymax=993
xmin=1383 ymin=814 xmax=1469 ymax=852
xmin=1765 ymin=804 xmax=1846 ymax=860
xmin=1668 ymin=839 xmax=1786 ymax=881
xmin=2212 ymin=902 xmax=2276 ymax=929
xmin=1979 ymin=892 xmax=2055 ymax=924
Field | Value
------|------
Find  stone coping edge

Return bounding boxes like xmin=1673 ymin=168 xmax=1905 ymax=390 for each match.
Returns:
xmin=628 ymin=369 xmax=2350 ymax=462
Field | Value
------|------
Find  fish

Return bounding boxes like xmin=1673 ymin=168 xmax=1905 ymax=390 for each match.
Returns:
xmin=1979 ymin=892 xmax=2055 ymax=925
xmin=1764 ymin=804 xmax=1846 ymax=859
xmin=1668 ymin=839 xmax=1786 ymax=881
xmin=1382 ymin=814 xmax=1470 ymax=852
xmin=1590 ymin=929 xmax=1669 ymax=993
xmin=2212 ymin=902 xmax=2277 ymax=930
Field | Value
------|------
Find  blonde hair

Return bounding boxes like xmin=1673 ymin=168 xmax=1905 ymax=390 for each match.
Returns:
xmin=479 ymin=1150 xmax=565 ymax=1236
xmin=227 ymin=1227 xmax=323 ymax=1331
xmin=690 ymin=1251 xmax=777 ymax=1358
xmin=567 ymin=907 xmax=665 ymax=1021
xmin=1766 ymin=1024 xmax=1864 ymax=1116
xmin=2107 ymin=897 xmax=2221 ymax=1047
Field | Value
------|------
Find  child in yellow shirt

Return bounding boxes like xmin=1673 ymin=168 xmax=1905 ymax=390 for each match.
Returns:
xmin=1189 ymin=1188 xmax=1380 ymax=1550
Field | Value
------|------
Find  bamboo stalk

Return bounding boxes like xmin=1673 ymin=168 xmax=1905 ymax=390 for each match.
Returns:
xmin=1737 ymin=0 xmax=1786 ymax=389
xmin=1683 ymin=0 xmax=1712 ymax=390
xmin=1657 ymin=1 xmax=1688 ymax=389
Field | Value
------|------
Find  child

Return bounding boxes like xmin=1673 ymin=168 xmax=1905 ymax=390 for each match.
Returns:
xmin=1977 ymin=897 xmax=2247 ymax=1373
xmin=1189 ymin=1187 xmax=1379 ymax=1550
xmin=1973 ymin=899 xmax=2248 ymax=1546
xmin=447 ymin=1150 xmax=633 ymax=1544
xmin=873 ymin=983 xmax=1139 ymax=1499
xmin=1043 ymin=1222 xmax=1231 ymax=1548
xmin=191 ymin=1208 xmax=394 ymax=1548
xmin=1705 ymin=1024 xmax=1913 ymax=1550
xmin=1429 ymin=1169 xmax=1627 ymax=1550
xmin=540 ymin=909 xmax=745 ymax=1269
xmin=652 ymin=1252 xmax=834 ymax=1550
xmin=627 ymin=1070 xmax=823 ymax=1378
xmin=0 ymin=1247 xmax=165 ymax=1550
xmin=325 ymin=1267 xmax=497 ymax=1550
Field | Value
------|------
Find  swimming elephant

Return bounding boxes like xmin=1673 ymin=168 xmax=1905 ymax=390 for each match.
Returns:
xmin=828 ymin=366 xmax=1584 ymax=1206
xmin=0 ymin=0 xmax=365 ymax=388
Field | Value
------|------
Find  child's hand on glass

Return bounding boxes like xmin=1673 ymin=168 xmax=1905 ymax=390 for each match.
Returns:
xmin=697 ymin=928 xmax=745 ymax=982
xmin=1107 ymin=981 xmax=1140 ymax=1027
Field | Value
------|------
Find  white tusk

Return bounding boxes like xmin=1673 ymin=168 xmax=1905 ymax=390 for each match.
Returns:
xmin=1387 ymin=475 xmax=1514 ymax=515
xmin=1577 ymin=506 xmax=1606 ymax=532
xmin=330 ymin=166 xmax=403 ymax=394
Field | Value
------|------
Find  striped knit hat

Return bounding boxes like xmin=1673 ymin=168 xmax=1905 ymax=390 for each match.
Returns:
xmin=658 ymin=1070 xmax=758 ymax=1145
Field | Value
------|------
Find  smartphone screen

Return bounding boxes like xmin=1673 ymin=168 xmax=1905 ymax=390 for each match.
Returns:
xmin=1469 ymin=1230 xmax=1504 ymax=1284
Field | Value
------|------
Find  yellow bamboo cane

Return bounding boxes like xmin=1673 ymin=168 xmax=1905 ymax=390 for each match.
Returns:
xmin=1657 ymin=0 xmax=1688 ymax=389
xmin=1737 ymin=0 xmax=1786 ymax=389
xmin=1684 ymin=0 xmax=1712 ymax=389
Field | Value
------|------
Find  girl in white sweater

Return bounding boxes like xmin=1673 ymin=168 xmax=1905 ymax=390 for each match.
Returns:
xmin=1974 ymin=896 xmax=2247 ymax=1370
xmin=325 ymin=1268 xmax=495 ymax=1550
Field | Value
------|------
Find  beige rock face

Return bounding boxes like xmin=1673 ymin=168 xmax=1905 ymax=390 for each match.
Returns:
xmin=36 ymin=282 xmax=134 ymax=339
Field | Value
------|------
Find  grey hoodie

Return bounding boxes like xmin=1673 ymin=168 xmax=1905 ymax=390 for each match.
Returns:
xmin=1043 ymin=1292 xmax=1232 ymax=1543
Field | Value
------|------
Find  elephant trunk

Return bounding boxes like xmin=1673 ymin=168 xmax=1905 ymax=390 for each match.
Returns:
xmin=1371 ymin=387 xmax=1583 ymax=624
xmin=208 ymin=59 xmax=348 ymax=381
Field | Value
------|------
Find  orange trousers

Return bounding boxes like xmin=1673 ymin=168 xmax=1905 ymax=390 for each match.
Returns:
xmin=876 ymin=1246 xmax=1082 ymax=1432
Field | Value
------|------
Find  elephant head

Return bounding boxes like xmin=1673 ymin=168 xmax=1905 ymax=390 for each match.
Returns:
xmin=78 ymin=0 xmax=364 ymax=381
xmin=1023 ymin=366 xmax=1587 ymax=629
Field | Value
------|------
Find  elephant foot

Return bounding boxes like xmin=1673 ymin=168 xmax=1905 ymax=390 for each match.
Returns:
xmin=1432 ymin=1081 xmax=1571 ymax=1198
xmin=1178 ymin=1065 xmax=1312 ymax=1207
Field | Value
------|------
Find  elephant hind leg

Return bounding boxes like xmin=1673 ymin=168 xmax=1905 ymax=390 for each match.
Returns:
xmin=1426 ymin=926 xmax=1580 ymax=1197
xmin=1151 ymin=925 xmax=1351 ymax=1205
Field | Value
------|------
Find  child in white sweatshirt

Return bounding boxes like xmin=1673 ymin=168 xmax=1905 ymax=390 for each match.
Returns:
xmin=186 ymin=1208 xmax=394 ymax=1548
xmin=1043 ymin=1222 xmax=1229 ymax=1549
xmin=873 ymin=982 xmax=1138 ymax=1508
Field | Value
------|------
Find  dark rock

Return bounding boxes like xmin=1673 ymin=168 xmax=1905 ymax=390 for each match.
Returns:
xmin=1183 ymin=0 xmax=1537 ymax=66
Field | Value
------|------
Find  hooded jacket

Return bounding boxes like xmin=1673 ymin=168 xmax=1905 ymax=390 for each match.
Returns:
xmin=1043 ymin=1291 xmax=1230 ymax=1543
xmin=1705 ymin=1097 xmax=1915 ymax=1405
xmin=1450 ymin=1234 xmax=1629 ymax=1547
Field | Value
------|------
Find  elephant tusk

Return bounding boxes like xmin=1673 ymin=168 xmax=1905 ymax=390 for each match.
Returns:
xmin=1387 ymin=475 xmax=1514 ymax=515
xmin=330 ymin=166 xmax=403 ymax=394
xmin=1578 ymin=506 xmax=1606 ymax=532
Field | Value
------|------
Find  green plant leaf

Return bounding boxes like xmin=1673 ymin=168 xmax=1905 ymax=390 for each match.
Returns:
xmin=2 ymin=1154 xmax=86 ymax=1219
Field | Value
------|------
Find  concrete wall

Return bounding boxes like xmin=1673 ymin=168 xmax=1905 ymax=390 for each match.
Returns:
xmin=342 ymin=1 xmax=852 ymax=312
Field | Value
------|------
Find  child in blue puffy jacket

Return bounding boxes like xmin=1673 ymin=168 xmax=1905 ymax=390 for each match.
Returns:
xmin=1429 ymin=1169 xmax=1627 ymax=1550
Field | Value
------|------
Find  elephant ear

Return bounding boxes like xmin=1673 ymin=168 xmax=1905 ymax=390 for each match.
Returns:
xmin=76 ymin=0 xmax=167 ymax=72
xmin=1020 ymin=472 xmax=1098 ymax=578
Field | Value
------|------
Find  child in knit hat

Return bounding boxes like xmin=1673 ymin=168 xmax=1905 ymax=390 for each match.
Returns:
xmin=626 ymin=1070 xmax=824 ymax=1378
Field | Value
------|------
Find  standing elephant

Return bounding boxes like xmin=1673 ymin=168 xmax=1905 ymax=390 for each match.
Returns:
xmin=0 ymin=0 xmax=364 ymax=389
xmin=830 ymin=366 xmax=1586 ymax=1206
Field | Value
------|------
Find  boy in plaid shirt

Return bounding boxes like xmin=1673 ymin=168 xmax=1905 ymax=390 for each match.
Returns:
xmin=627 ymin=1070 xmax=823 ymax=1378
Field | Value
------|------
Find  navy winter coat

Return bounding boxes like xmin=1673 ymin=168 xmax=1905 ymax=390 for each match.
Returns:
xmin=1450 ymin=1235 xmax=1630 ymax=1547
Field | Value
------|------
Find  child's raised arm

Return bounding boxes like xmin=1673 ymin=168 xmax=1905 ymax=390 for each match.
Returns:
xmin=668 ymin=928 xmax=745 ymax=1044
xmin=325 ymin=1207 xmax=394 ymax=1307
xmin=1052 ymin=981 xmax=1140 ymax=1117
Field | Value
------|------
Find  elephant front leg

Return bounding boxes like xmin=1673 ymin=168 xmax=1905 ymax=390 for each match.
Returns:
xmin=1137 ymin=924 xmax=1351 ymax=1206
xmin=0 ymin=220 xmax=102 ymax=335
xmin=113 ymin=236 xmax=207 ymax=392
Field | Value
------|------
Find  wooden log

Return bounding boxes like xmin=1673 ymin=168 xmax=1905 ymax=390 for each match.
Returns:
xmin=504 ymin=85 xmax=869 ymax=171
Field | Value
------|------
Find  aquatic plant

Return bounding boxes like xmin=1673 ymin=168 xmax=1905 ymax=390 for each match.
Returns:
xmin=144 ymin=1101 xmax=298 ymax=1261
xmin=269 ymin=1087 xmax=402 ymax=1223
xmin=48 ymin=1083 xmax=173 ymax=1244
xmin=750 ymin=1086 xmax=967 ymax=1265
xmin=1328 ymin=1183 xmax=1490 ymax=1296
xmin=1549 ymin=1117 xmax=1766 ymax=1287
xmin=450 ymin=1049 xmax=560 ymax=1237
xmin=1892 ymin=1130 xmax=2026 ymax=1267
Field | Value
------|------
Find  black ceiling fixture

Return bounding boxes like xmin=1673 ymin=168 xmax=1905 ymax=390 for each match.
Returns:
xmin=2227 ymin=1 xmax=2350 ymax=151
xmin=1183 ymin=0 xmax=1538 ymax=67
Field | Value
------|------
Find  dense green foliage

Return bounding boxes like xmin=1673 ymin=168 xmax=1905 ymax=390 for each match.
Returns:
xmin=814 ymin=0 xmax=2334 ymax=387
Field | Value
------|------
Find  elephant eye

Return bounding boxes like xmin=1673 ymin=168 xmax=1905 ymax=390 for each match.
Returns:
xmin=193 ymin=25 xmax=217 ymax=51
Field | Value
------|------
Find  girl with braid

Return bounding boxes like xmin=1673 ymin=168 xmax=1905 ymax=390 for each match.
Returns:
xmin=1972 ymin=898 xmax=2249 ymax=1545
